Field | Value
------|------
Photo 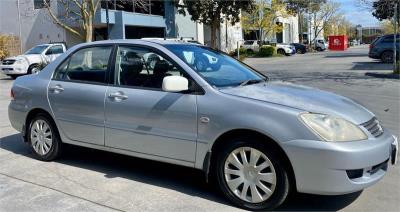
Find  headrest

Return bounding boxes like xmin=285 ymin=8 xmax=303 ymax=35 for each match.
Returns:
xmin=121 ymin=51 xmax=143 ymax=73
xmin=153 ymin=60 xmax=170 ymax=75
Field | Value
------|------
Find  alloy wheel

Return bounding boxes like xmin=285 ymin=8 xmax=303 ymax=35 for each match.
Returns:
xmin=30 ymin=119 xmax=53 ymax=155
xmin=224 ymin=147 xmax=277 ymax=203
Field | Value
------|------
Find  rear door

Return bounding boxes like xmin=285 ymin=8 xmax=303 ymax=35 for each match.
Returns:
xmin=48 ymin=45 xmax=114 ymax=145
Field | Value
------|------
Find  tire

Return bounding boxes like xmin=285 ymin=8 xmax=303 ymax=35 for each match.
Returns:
xmin=316 ymin=47 xmax=322 ymax=52
xmin=381 ymin=51 xmax=394 ymax=63
xmin=28 ymin=64 xmax=40 ymax=75
xmin=296 ymin=49 xmax=303 ymax=54
xmin=277 ymin=49 xmax=285 ymax=55
xmin=7 ymin=75 xmax=19 ymax=79
xmin=213 ymin=137 xmax=291 ymax=211
xmin=27 ymin=113 xmax=63 ymax=161
xmin=246 ymin=49 xmax=254 ymax=54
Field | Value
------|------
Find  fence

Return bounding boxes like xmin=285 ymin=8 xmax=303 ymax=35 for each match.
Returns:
xmin=0 ymin=35 xmax=21 ymax=60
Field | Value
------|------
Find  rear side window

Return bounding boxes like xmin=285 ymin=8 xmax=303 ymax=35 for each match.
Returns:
xmin=53 ymin=46 xmax=113 ymax=84
xmin=382 ymin=36 xmax=400 ymax=43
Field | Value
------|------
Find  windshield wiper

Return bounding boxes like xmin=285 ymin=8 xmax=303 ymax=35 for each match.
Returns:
xmin=239 ymin=79 xmax=266 ymax=87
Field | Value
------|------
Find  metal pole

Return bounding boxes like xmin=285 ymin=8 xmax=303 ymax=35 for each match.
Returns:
xmin=394 ymin=2 xmax=398 ymax=73
xmin=17 ymin=0 xmax=23 ymax=53
xmin=106 ymin=0 xmax=110 ymax=40
xmin=237 ymin=41 xmax=239 ymax=59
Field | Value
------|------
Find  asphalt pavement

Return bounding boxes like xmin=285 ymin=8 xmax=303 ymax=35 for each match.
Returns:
xmin=0 ymin=45 xmax=399 ymax=211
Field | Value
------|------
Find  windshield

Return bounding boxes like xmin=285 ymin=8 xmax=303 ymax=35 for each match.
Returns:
xmin=165 ymin=45 xmax=266 ymax=88
xmin=25 ymin=45 xmax=49 ymax=55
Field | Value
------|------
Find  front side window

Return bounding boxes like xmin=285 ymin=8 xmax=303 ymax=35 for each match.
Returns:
xmin=53 ymin=46 xmax=112 ymax=84
xmin=46 ymin=45 xmax=64 ymax=55
xmin=114 ymin=46 xmax=195 ymax=90
xmin=165 ymin=45 xmax=266 ymax=88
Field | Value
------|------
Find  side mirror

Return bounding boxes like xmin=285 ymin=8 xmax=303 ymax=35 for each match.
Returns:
xmin=162 ymin=76 xmax=189 ymax=93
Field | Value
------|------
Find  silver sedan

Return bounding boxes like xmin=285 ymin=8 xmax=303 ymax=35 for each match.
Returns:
xmin=8 ymin=40 xmax=398 ymax=211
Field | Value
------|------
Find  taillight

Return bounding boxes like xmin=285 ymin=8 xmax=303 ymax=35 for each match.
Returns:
xmin=369 ymin=44 xmax=373 ymax=49
xmin=10 ymin=88 xmax=15 ymax=100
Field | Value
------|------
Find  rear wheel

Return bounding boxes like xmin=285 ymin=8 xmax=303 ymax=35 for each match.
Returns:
xmin=213 ymin=137 xmax=291 ymax=211
xmin=296 ymin=49 xmax=303 ymax=54
xmin=277 ymin=49 xmax=285 ymax=55
xmin=28 ymin=113 xmax=63 ymax=161
xmin=316 ymin=47 xmax=322 ymax=51
xmin=381 ymin=51 xmax=394 ymax=63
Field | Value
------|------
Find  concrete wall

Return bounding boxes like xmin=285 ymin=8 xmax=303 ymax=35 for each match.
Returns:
xmin=0 ymin=0 xmax=66 ymax=52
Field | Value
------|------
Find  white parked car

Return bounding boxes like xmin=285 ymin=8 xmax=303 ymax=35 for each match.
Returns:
xmin=276 ymin=43 xmax=295 ymax=56
xmin=0 ymin=43 xmax=67 ymax=79
xmin=314 ymin=39 xmax=328 ymax=51
xmin=241 ymin=40 xmax=261 ymax=53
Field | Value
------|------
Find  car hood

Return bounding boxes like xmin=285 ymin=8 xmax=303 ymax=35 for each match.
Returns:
xmin=5 ymin=54 xmax=43 ymax=64
xmin=220 ymin=82 xmax=374 ymax=124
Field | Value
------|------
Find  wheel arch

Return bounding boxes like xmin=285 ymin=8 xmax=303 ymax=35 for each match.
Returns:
xmin=205 ymin=128 xmax=297 ymax=191
xmin=24 ymin=108 xmax=55 ymax=142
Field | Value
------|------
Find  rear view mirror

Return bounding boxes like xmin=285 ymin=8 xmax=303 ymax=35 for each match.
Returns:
xmin=162 ymin=76 xmax=189 ymax=92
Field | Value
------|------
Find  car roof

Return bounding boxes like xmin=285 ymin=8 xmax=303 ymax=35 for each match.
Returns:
xmin=83 ymin=39 xmax=197 ymax=46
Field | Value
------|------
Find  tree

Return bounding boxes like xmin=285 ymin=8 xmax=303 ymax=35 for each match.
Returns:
xmin=43 ymin=0 xmax=150 ymax=42
xmin=310 ymin=1 xmax=340 ymax=43
xmin=43 ymin=0 xmax=102 ymax=42
xmin=372 ymin=0 xmax=397 ymax=21
xmin=242 ymin=0 xmax=287 ymax=47
xmin=177 ymin=0 xmax=255 ymax=49
xmin=285 ymin=0 xmax=326 ymax=43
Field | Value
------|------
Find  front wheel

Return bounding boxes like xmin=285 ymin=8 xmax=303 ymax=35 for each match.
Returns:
xmin=214 ymin=138 xmax=291 ymax=211
xmin=28 ymin=65 xmax=41 ymax=75
xmin=277 ymin=49 xmax=285 ymax=55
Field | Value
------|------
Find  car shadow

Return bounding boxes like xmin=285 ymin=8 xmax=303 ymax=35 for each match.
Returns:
xmin=325 ymin=54 xmax=368 ymax=58
xmin=351 ymin=61 xmax=392 ymax=71
xmin=0 ymin=76 xmax=14 ymax=80
xmin=0 ymin=133 xmax=361 ymax=211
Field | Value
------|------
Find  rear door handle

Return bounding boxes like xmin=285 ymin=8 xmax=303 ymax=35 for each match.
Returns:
xmin=49 ymin=85 xmax=64 ymax=93
xmin=108 ymin=92 xmax=128 ymax=100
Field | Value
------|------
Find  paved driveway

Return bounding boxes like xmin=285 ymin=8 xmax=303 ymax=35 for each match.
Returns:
xmin=0 ymin=45 xmax=399 ymax=211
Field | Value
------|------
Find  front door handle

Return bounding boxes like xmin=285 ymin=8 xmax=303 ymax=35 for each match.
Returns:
xmin=108 ymin=92 xmax=128 ymax=101
xmin=49 ymin=85 xmax=64 ymax=93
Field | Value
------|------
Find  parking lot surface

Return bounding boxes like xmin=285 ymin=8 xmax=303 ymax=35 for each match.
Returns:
xmin=0 ymin=45 xmax=399 ymax=211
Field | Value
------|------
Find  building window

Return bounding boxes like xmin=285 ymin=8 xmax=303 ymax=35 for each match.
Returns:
xmin=101 ymin=0 xmax=165 ymax=17
xmin=34 ymin=0 xmax=50 ymax=9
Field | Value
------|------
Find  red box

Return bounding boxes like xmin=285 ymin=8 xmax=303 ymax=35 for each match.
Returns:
xmin=328 ymin=35 xmax=348 ymax=51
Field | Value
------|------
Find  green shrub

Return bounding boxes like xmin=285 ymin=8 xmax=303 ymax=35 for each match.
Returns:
xmin=233 ymin=47 xmax=247 ymax=56
xmin=258 ymin=46 xmax=275 ymax=57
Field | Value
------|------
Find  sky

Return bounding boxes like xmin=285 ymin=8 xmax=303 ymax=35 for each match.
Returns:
xmin=333 ymin=0 xmax=380 ymax=27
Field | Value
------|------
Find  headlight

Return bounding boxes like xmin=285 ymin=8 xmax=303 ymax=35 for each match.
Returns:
xmin=299 ymin=113 xmax=367 ymax=142
xmin=15 ymin=59 xmax=25 ymax=65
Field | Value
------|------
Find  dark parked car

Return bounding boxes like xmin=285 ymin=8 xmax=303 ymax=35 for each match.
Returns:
xmin=369 ymin=34 xmax=400 ymax=63
xmin=291 ymin=43 xmax=307 ymax=54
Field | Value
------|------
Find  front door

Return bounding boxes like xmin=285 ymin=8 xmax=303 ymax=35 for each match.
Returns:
xmin=104 ymin=45 xmax=198 ymax=162
xmin=48 ymin=45 xmax=113 ymax=145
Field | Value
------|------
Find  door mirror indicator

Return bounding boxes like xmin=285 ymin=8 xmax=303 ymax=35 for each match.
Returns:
xmin=162 ymin=76 xmax=189 ymax=93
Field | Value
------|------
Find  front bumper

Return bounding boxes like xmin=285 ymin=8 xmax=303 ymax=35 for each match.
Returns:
xmin=282 ymin=129 xmax=397 ymax=195
xmin=0 ymin=64 xmax=28 ymax=74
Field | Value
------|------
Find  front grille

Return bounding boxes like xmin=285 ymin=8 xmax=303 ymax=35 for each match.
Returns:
xmin=2 ymin=60 xmax=16 ymax=65
xmin=362 ymin=117 xmax=384 ymax=137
